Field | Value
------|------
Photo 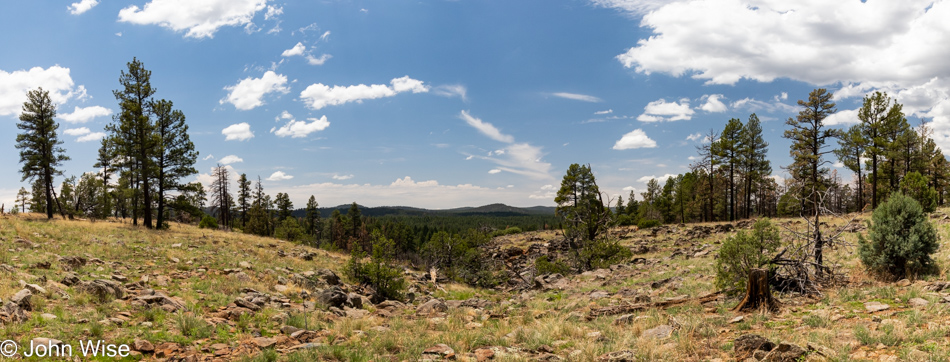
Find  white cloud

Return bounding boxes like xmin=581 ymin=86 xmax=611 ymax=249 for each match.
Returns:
xmin=68 ymin=0 xmax=99 ymax=15
xmin=0 ymin=66 xmax=87 ymax=117
xmin=273 ymin=115 xmax=330 ymax=138
xmin=277 ymin=177 xmax=545 ymax=208
xmin=686 ymin=132 xmax=702 ymax=141
xmin=637 ymin=174 xmax=676 ymax=183
xmin=613 ymin=129 xmax=657 ymax=150
xmin=281 ymin=42 xmax=306 ymax=57
xmin=264 ymin=5 xmax=282 ymax=20
xmin=488 ymin=169 xmax=502 ymax=174
xmin=222 ymin=122 xmax=254 ymax=141
xmin=699 ymin=94 xmax=727 ymax=113
xmin=219 ymin=155 xmax=244 ymax=165
xmin=730 ymin=97 xmax=797 ymax=114
xmin=594 ymin=109 xmax=613 ymax=115
xmin=637 ymin=98 xmax=693 ymax=122
xmin=203 ymin=154 xmax=215 ymax=161
xmin=833 ymin=161 xmax=845 ymax=168
xmin=552 ymin=92 xmax=603 ymax=103
xmin=332 ymin=174 xmax=353 ymax=180
xmin=459 ymin=110 xmax=514 ymax=143
xmin=433 ymin=84 xmax=468 ymax=101
xmin=64 ymin=127 xmax=90 ymax=136
xmin=118 ymin=0 xmax=268 ymax=39
xmin=59 ymin=105 xmax=112 ymax=123
xmin=267 ymin=171 xmax=294 ymax=181
xmin=300 ymin=76 xmax=428 ymax=110
xmin=824 ymin=108 xmax=860 ymax=126
xmin=278 ymin=110 xmax=293 ymax=120
xmin=221 ymin=71 xmax=289 ymax=110
xmin=611 ymin=0 xmax=950 ymax=148
xmin=529 ymin=184 xmax=557 ymax=200
xmin=306 ymin=54 xmax=332 ymax=66
xmin=319 ymin=31 xmax=331 ymax=42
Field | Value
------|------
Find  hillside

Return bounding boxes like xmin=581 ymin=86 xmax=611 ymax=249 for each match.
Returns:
xmin=2 ymin=211 xmax=950 ymax=361
xmin=291 ymin=203 xmax=557 ymax=218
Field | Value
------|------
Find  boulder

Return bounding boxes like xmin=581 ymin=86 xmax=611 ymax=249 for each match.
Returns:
xmin=133 ymin=339 xmax=155 ymax=353
xmin=417 ymin=298 xmax=448 ymax=315
xmin=734 ymin=334 xmax=775 ymax=354
xmin=642 ymin=325 xmax=674 ymax=340
xmin=318 ymin=287 xmax=347 ymax=308
xmin=761 ymin=343 xmax=807 ymax=362
xmin=11 ymin=289 xmax=33 ymax=310
xmin=77 ymin=279 xmax=124 ymax=302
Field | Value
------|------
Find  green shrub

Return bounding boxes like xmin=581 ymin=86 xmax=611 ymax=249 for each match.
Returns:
xmin=345 ymin=230 xmax=406 ymax=302
xmin=490 ymin=227 xmax=523 ymax=237
xmin=858 ymin=192 xmax=939 ymax=280
xmin=714 ymin=218 xmax=781 ymax=293
xmin=900 ymin=171 xmax=937 ymax=213
xmin=198 ymin=215 xmax=218 ymax=229
xmin=535 ymin=255 xmax=571 ymax=275
xmin=274 ymin=218 xmax=305 ymax=242
xmin=637 ymin=219 xmax=661 ymax=229
xmin=576 ymin=238 xmax=632 ymax=270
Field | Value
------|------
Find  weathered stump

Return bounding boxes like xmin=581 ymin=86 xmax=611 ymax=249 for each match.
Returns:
xmin=732 ymin=268 xmax=779 ymax=312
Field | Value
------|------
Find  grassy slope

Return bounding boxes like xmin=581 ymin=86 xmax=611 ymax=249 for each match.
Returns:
xmin=2 ymin=211 xmax=950 ymax=361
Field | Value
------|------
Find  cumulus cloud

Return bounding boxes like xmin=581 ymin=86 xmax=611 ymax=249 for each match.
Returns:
xmin=552 ymin=92 xmax=603 ymax=103
xmin=221 ymin=71 xmax=289 ymax=110
xmin=64 ymin=127 xmax=105 ymax=142
xmin=433 ymin=84 xmax=468 ymax=101
xmin=0 ymin=66 xmax=87 ymax=116
xmin=613 ymin=129 xmax=657 ymax=150
xmin=273 ymin=115 xmax=330 ymax=138
xmin=68 ymin=0 xmax=99 ymax=15
xmin=118 ymin=0 xmax=268 ymax=39
xmin=824 ymin=108 xmax=861 ymax=126
xmin=594 ymin=109 xmax=613 ymax=115
xmin=264 ymin=5 xmax=282 ymax=20
xmin=300 ymin=76 xmax=428 ymax=110
xmin=222 ymin=122 xmax=254 ymax=141
xmin=609 ymin=0 xmax=950 ymax=147
xmin=64 ymin=127 xmax=90 ymax=136
xmin=699 ymin=94 xmax=727 ymax=113
xmin=267 ymin=171 xmax=294 ymax=181
xmin=637 ymin=98 xmax=693 ymax=122
xmin=219 ymin=155 xmax=244 ymax=165
xmin=281 ymin=42 xmax=306 ymax=57
xmin=306 ymin=54 xmax=332 ymax=66
xmin=686 ymin=132 xmax=702 ymax=141
xmin=637 ymin=174 xmax=676 ymax=183
xmin=59 ymin=105 xmax=112 ymax=123
xmin=459 ymin=110 xmax=514 ymax=143
xmin=332 ymin=174 xmax=353 ymax=180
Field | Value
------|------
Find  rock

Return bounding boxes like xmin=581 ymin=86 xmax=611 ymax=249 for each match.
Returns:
xmin=11 ymin=289 xmax=32 ymax=310
xmin=59 ymin=256 xmax=87 ymax=270
xmin=422 ymin=344 xmax=455 ymax=359
xmin=133 ymin=339 xmax=155 ymax=353
xmin=76 ymin=279 xmax=124 ymax=302
xmin=3 ymin=302 xmax=30 ymax=322
xmin=288 ymin=343 xmax=327 ymax=350
xmin=474 ymin=347 xmax=495 ymax=361
xmin=40 ymin=313 xmax=57 ymax=321
xmin=909 ymin=297 xmax=930 ymax=307
xmin=318 ymin=286 xmax=348 ymax=308
xmin=761 ymin=343 xmax=806 ymax=362
xmin=589 ymin=291 xmax=610 ymax=300
xmin=734 ymin=334 xmax=775 ymax=354
xmin=135 ymin=292 xmax=186 ymax=312
xmin=598 ymin=350 xmax=636 ymax=361
xmin=232 ymin=272 xmax=251 ymax=282
xmin=345 ymin=308 xmax=369 ymax=319
xmin=20 ymin=281 xmax=47 ymax=295
xmin=465 ymin=322 xmax=483 ymax=329
xmin=641 ymin=325 xmax=674 ymax=340
xmin=274 ymin=285 xmax=289 ymax=294
xmin=253 ymin=337 xmax=276 ymax=349
xmin=316 ymin=269 xmax=341 ymax=286
xmin=865 ymin=301 xmax=890 ymax=313
xmin=61 ymin=273 xmax=81 ymax=286
xmin=239 ymin=261 xmax=252 ymax=269
xmin=896 ymin=279 xmax=911 ymax=287
xmin=729 ymin=316 xmax=744 ymax=324
xmin=235 ymin=298 xmax=261 ymax=311
xmin=281 ymin=325 xmax=303 ymax=335
xmin=417 ymin=298 xmax=448 ymax=315
xmin=346 ymin=293 xmax=363 ymax=309
xmin=614 ymin=314 xmax=636 ymax=325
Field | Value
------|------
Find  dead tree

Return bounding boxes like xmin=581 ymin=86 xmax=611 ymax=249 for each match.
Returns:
xmin=733 ymin=269 xmax=780 ymax=312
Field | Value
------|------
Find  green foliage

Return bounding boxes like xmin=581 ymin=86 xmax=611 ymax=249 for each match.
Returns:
xmin=489 ymin=226 xmax=523 ymax=237
xmin=16 ymin=87 xmax=69 ymax=219
xmin=176 ymin=312 xmax=213 ymax=338
xmin=535 ymin=255 xmax=571 ymax=275
xmin=637 ymin=219 xmax=661 ymax=229
xmin=346 ymin=230 xmax=405 ymax=301
xmin=199 ymin=215 xmax=218 ymax=229
xmin=859 ymin=193 xmax=939 ymax=280
xmin=274 ymin=218 xmax=305 ymax=242
xmin=714 ymin=218 xmax=781 ymax=293
xmin=900 ymin=171 xmax=937 ymax=213
xmin=578 ymin=238 xmax=632 ymax=270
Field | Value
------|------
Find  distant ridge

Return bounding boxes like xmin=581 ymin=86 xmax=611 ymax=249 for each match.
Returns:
xmin=291 ymin=203 xmax=556 ymax=218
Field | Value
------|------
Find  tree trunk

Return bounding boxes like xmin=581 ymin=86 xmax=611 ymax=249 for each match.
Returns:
xmin=733 ymin=269 xmax=779 ymax=313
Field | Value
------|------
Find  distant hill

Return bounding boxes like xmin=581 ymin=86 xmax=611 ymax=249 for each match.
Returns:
xmin=290 ymin=203 xmax=556 ymax=218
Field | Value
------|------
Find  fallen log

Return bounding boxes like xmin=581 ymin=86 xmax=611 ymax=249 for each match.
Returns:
xmin=587 ymin=290 xmax=728 ymax=320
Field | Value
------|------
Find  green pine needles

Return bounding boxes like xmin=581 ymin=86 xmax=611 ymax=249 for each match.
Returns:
xmin=859 ymin=193 xmax=939 ymax=280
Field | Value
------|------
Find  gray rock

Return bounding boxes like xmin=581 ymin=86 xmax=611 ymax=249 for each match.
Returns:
xmin=318 ymin=286 xmax=347 ymax=308
xmin=734 ymin=334 xmax=775 ymax=354
xmin=346 ymin=293 xmax=363 ymax=309
xmin=865 ymin=301 xmax=890 ymax=313
xmin=77 ymin=279 xmax=124 ymax=302
xmin=597 ymin=350 xmax=635 ymax=361
xmin=909 ymin=297 xmax=930 ymax=307
xmin=416 ymin=298 xmax=448 ymax=315
xmin=614 ymin=314 xmax=636 ymax=325
xmin=11 ymin=289 xmax=32 ymax=310
xmin=761 ymin=343 xmax=806 ymax=362
xmin=642 ymin=324 xmax=674 ymax=340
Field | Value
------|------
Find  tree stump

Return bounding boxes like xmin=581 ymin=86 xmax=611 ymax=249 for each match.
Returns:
xmin=732 ymin=268 xmax=780 ymax=312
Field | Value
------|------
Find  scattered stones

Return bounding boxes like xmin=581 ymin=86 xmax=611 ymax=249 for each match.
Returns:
xmin=253 ymin=337 xmax=276 ymax=349
xmin=422 ymin=344 xmax=455 ymax=360
xmin=641 ymin=325 xmax=673 ymax=340
xmin=597 ymin=350 xmax=635 ymax=361
xmin=317 ymin=286 xmax=348 ymax=308
xmin=417 ymin=298 xmax=448 ymax=315
xmin=734 ymin=334 xmax=775 ymax=355
xmin=761 ymin=343 xmax=807 ymax=362
xmin=474 ymin=347 xmax=495 ymax=361
xmin=59 ymin=256 xmax=87 ymax=270
xmin=896 ymin=279 xmax=912 ymax=287
xmin=134 ymin=291 xmax=186 ymax=312
xmin=864 ymin=301 xmax=890 ymax=313
xmin=40 ymin=313 xmax=57 ymax=321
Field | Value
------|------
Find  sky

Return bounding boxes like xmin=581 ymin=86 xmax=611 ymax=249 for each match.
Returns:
xmin=1 ymin=0 xmax=949 ymax=210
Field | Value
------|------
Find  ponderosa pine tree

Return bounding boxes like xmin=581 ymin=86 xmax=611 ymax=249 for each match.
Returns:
xmin=16 ymin=88 xmax=69 ymax=220
xmin=739 ymin=114 xmax=771 ymax=218
xmin=152 ymin=99 xmax=197 ymax=229
xmin=714 ymin=118 xmax=742 ymax=221
xmin=305 ymin=195 xmax=321 ymax=237
xmin=784 ymin=88 xmax=837 ymax=270
xmin=691 ymin=128 xmax=719 ymax=222
xmin=276 ymin=192 xmax=293 ymax=221
xmin=16 ymin=187 xmax=30 ymax=213
xmin=859 ymin=91 xmax=902 ymax=209
xmin=210 ymin=164 xmax=232 ymax=228
xmin=835 ymin=125 xmax=869 ymax=210
xmin=237 ymin=174 xmax=251 ymax=227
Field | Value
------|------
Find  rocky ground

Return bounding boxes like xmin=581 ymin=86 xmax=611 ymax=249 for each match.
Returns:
xmin=3 ymin=212 xmax=950 ymax=361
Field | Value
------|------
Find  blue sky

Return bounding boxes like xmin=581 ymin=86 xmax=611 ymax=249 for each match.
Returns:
xmin=2 ymin=0 xmax=949 ymax=209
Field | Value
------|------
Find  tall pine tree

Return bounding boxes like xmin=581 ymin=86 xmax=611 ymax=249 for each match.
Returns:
xmin=16 ymin=88 xmax=69 ymax=219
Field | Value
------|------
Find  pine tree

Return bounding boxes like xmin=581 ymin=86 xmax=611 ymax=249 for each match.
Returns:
xmin=739 ymin=114 xmax=771 ymax=218
xmin=305 ymin=195 xmax=322 ymax=237
xmin=16 ymin=187 xmax=30 ymax=213
xmin=152 ymin=99 xmax=198 ymax=229
xmin=348 ymin=202 xmax=363 ymax=241
xmin=714 ymin=118 xmax=742 ymax=221
xmin=15 ymin=88 xmax=69 ymax=219
xmin=859 ymin=91 xmax=903 ymax=209
xmin=276 ymin=192 xmax=293 ymax=220
xmin=691 ymin=128 xmax=719 ymax=222
xmin=237 ymin=174 xmax=252 ymax=227
xmin=784 ymin=88 xmax=837 ymax=269
xmin=210 ymin=165 xmax=232 ymax=228
xmin=30 ymin=179 xmax=47 ymax=213
xmin=835 ymin=125 xmax=869 ymax=210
